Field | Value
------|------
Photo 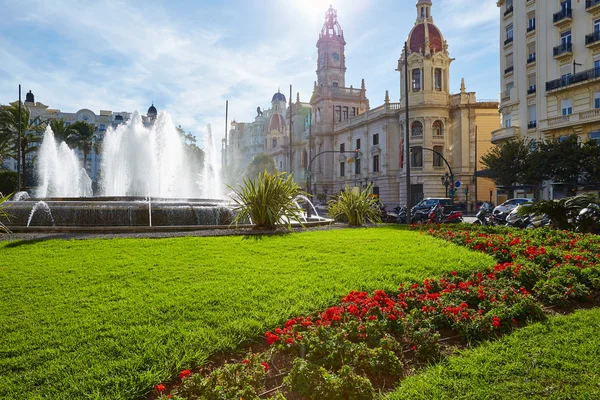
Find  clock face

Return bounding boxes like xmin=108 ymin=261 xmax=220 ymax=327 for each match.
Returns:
xmin=332 ymin=52 xmax=340 ymax=62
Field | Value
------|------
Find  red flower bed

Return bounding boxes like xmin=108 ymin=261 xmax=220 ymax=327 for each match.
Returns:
xmin=154 ymin=226 xmax=600 ymax=399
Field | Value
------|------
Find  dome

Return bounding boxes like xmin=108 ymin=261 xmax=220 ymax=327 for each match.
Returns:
xmin=147 ymin=103 xmax=157 ymax=116
xmin=267 ymin=113 xmax=286 ymax=132
xmin=408 ymin=22 xmax=443 ymax=55
xmin=271 ymin=92 xmax=286 ymax=103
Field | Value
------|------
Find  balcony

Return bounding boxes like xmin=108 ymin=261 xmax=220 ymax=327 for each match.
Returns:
xmin=546 ymin=66 xmax=600 ymax=92
xmin=504 ymin=37 xmax=514 ymax=46
xmin=586 ymin=0 xmax=600 ymax=12
xmin=586 ymin=31 xmax=600 ymax=48
xmin=528 ymin=121 xmax=537 ymax=130
xmin=504 ymin=66 xmax=514 ymax=75
xmin=504 ymin=5 xmax=514 ymax=17
xmin=491 ymin=126 xmax=520 ymax=145
xmin=527 ymin=85 xmax=537 ymax=95
xmin=553 ymin=42 xmax=572 ymax=59
xmin=553 ymin=8 xmax=572 ymax=26
xmin=539 ymin=109 xmax=600 ymax=131
xmin=527 ymin=53 xmax=536 ymax=64
xmin=527 ymin=24 xmax=536 ymax=33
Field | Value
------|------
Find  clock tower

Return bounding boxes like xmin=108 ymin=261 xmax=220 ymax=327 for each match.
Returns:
xmin=316 ymin=5 xmax=346 ymax=88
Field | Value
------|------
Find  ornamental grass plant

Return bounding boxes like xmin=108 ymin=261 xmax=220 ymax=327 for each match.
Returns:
xmin=231 ymin=170 xmax=304 ymax=230
xmin=0 ymin=192 xmax=11 ymax=233
xmin=327 ymin=185 xmax=382 ymax=226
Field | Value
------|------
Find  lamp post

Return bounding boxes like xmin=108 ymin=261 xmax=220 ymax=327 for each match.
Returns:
xmin=17 ymin=85 xmax=22 ymax=192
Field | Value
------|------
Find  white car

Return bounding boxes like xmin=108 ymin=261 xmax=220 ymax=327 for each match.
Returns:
xmin=493 ymin=198 xmax=533 ymax=216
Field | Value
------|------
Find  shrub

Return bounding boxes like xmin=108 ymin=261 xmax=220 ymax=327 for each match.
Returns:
xmin=230 ymin=170 xmax=304 ymax=230
xmin=519 ymin=193 xmax=598 ymax=231
xmin=327 ymin=185 xmax=381 ymax=226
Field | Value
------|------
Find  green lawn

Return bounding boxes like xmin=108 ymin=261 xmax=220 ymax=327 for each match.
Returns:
xmin=388 ymin=307 xmax=600 ymax=400
xmin=0 ymin=227 xmax=493 ymax=399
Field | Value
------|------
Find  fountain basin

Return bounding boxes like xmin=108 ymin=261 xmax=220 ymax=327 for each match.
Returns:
xmin=2 ymin=197 xmax=233 ymax=227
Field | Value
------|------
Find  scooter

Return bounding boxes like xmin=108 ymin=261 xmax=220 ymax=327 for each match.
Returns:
xmin=505 ymin=206 xmax=533 ymax=228
xmin=490 ymin=209 xmax=510 ymax=226
xmin=473 ymin=202 xmax=493 ymax=226
xmin=576 ymin=203 xmax=600 ymax=233
xmin=411 ymin=206 xmax=433 ymax=224
xmin=428 ymin=203 xmax=463 ymax=224
xmin=395 ymin=206 xmax=407 ymax=224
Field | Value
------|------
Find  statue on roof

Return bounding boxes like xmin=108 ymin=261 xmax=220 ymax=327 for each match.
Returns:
xmin=257 ymin=106 xmax=263 ymax=117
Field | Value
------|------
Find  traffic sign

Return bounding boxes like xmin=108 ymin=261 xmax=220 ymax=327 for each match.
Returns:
xmin=455 ymin=181 xmax=461 ymax=188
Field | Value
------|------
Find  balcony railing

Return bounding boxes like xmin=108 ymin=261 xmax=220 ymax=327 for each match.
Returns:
xmin=586 ymin=31 xmax=600 ymax=46
xmin=553 ymin=42 xmax=573 ymax=57
xmin=528 ymin=121 xmax=537 ymax=129
xmin=527 ymin=53 xmax=536 ymax=63
xmin=586 ymin=0 xmax=600 ymax=11
xmin=504 ymin=5 xmax=514 ymax=16
xmin=504 ymin=37 xmax=514 ymax=46
xmin=553 ymin=8 xmax=572 ymax=24
xmin=505 ymin=66 xmax=514 ymax=74
xmin=527 ymin=85 xmax=537 ymax=95
xmin=546 ymin=66 xmax=600 ymax=92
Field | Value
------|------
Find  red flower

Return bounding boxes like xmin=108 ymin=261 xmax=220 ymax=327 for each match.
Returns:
xmin=178 ymin=369 xmax=191 ymax=379
xmin=154 ymin=384 xmax=166 ymax=392
xmin=511 ymin=318 xmax=518 ymax=326
xmin=411 ymin=345 xmax=417 ymax=351
xmin=242 ymin=359 xmax=250 ymax=364
xmin=451 ymin=271 xmax=457 ymax=276
xmin=492 ymin=316 xmax=501 ymax=328
xmin=261 ymin=362 xmax=269 ymax=372
xmin=286 ymin=337 xmax=294 ymax=344
xmin=368 ymin=315 xmax=377 ymax=321
xmin=388 ymin=313 xmax=397 ymax=321
xmin=265 ymin=332 xmax=280 ymax=345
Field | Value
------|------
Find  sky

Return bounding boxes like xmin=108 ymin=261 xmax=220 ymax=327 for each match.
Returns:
xmin=0 ymin=0 xmax=499 ymax=148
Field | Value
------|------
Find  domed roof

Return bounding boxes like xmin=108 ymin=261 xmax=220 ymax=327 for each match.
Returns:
xmin=272 ymin=92 xmax=286 ymax=103
xmin=267 ymin=113 xmax=286 ymax=132
xmin=147 ymin=103 xmax=157 ymax=116
xmin=408 ymin=22 xmax=443 ymax=55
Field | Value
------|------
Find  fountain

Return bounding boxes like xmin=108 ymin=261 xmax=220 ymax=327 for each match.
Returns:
xmin=0 ymin=110 xmax=329 ymax=232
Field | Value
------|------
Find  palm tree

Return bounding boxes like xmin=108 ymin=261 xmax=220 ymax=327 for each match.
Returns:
xmin=0 ymin=103 xmax=45 ymax=189
xmin=49 ymin=118 xmax=75 ymax=143
xmin=68 ymin=121 xmax=97 ymax=170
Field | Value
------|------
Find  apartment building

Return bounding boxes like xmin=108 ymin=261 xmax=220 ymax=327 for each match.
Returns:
xmin=496 ymin=0 xmax=600 ymax=149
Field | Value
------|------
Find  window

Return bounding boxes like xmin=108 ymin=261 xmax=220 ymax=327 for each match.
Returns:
xmin=561 ymin=98 xmax=573 ymax=116
xmin=373 ymin=133 xmax=379 ymax=146
xmin=561 ymin=30 xmax=572 ymax=46
xmin=343 ymin=107 xmax=348 ymax=120
xmin=373 ymin=155 xmax=380 ymax=173
xmin=504 ymin=113 xmax=512 ymax=128
xmin=340 ymin=143 xmax=345 ymax=153
xmin=527 ymin=12 xmax=536 ymax=31
xmin=352 ymin=107 xmax=356 ymax=116
xmin=505 ymin=53 xmax=513 ymax=72
xmin=411 ymin=121 xmax=423 ymax=137
xmin=340 ymin=162 xmax=345 ymax=177
xmin=528 ymin=105 xmax=537 ymax=125
xmin=356 ymin=138 xmax=361 ymax=149
xmin=280 ymin=161 xmax=283 ymax=169
xmin=355 ymin=158 xmax=361 ymax=175
xmin=412 ymin=68 xmax=421 ymax=91
xmin=432 ymin=120 xmax=443 ymax=136
xmin=272 ymin=137 xmax=278 ymax=147
xmin=434 ymin=68 xmax=442 ymax=91
xmin=595 ymin=60 xmax=600 ymax=71
xmin=595 ymin=92 xmax=600 ymax=109
xmin=506 ymin=0 xmax=512 ymax=8
xmin=561 ymin=0 xmax=571 ymax=12
xmin=595 ymin=19 xmax=600 ymax=34
xmin=527 ymin=43 xmax=536 ymax=62
xmin=505 ymin=81 xmax=514 ymax=98
xmin=335 ymin=106 xmax=341 ymax=122
xmin=558 ymin=136 xmax=568 ymax=143
xmin=332 ymin=82 xmax=339 ymax=87
xmin=590 ymin=131 xmax=600 ymax=143
xmin=433 ymin=146 xmax=443 ymax=167
xmin=411 ymin=147 xmax=423 ymax=168
xmin=99 ymin=124 xmax=106 ymax=131
xmin=506 ymin=24 xmax=513 ymax=41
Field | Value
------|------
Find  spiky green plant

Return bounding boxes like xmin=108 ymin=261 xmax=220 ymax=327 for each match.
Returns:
xmin=0 ymin=192 xmax=12 ymax=233
xmin=519 ymin=192 xmax=598 ymax=231
xmin=230 ymin=171 xmax=304 ymax=230
xmin=327 ymin=185 xmax=382 ymax=227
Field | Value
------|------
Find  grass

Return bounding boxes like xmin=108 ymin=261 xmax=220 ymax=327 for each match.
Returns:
xmin=388 ymin=307 xmax=600 ymax=399
xmin=0 ymin=226 xmax=493 ymax=399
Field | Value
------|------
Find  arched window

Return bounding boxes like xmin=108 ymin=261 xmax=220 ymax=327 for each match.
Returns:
xmin=432 ymin=120 xmax=444 ymax=137
xmin=411 ymin=121 xmax=423 ymax=137
xmin=434 ymin=68 xmax=442 ymax=91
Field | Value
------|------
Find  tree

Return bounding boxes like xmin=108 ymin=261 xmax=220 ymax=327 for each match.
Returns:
xmin=49 ymin=118 xmax=75 ymax=143
xmin=581 ymin=139 xmax=600 ymax=185
xmin=481 ymin=140 xmax=530 ymax=189
xmin=176 ymin=125 xmax=205 ymax=176
xmin=247 ymin=154 xmax=277 ymax=180
xmin=0 ymin=103 xmax=45 ymax=189
xmin=539 ymin=135 xmax=584 ymax=185
xmin=68 ymin=121 xmax=97 ymax=170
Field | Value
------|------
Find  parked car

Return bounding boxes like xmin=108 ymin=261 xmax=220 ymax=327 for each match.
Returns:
xmin=411 ymin=198 xmax=453 ymax=213
xmin=492 ymin=198 xmax=533 ymax=216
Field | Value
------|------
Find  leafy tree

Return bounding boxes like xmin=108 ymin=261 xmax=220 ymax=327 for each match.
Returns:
xmin=68 ymin=121 xmax=97 ymax=170
xmin=0 ymin=103 xmax=45 ymax=189
xmin=539 ymin=135 xmax=583 ymax=185
xmin=581 ymin=139 xmax=600 ymax=184
xmin=247 ymin=154 xmax=277 ymax=180
xmin=481 ymin=140 xmax=530 ymax=189
xmin=49 ymin=118 xmax=75 ymax=143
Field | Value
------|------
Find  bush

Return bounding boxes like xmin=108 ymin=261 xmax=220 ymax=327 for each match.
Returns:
xmin=0 ymin=170 xmax=17 ymax=196
xmin=327 ymin=185 xmax=382 ymax=226
xmin=230 ymin=170 xmax=304 ymax=230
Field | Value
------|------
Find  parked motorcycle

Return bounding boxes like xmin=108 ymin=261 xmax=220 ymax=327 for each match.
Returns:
xmin=411 ymin=206 xmax=433 ymax=224
xmin=395 ymin=206 xmax=407 ymax=224
xmin=473 ymin=202 xmax=493 ymax=226
xmin=526 ymin=214 xmax=551 ymax=229
xmin=490 ymin=208 xmax=510 ymax=226
xmin=505 ymin=206 xmax=532 ymax=228
xmin=428 ymin=203 xmax=463 ymax=224
xmin=576 ymin=203 xmax=600 ymax=233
